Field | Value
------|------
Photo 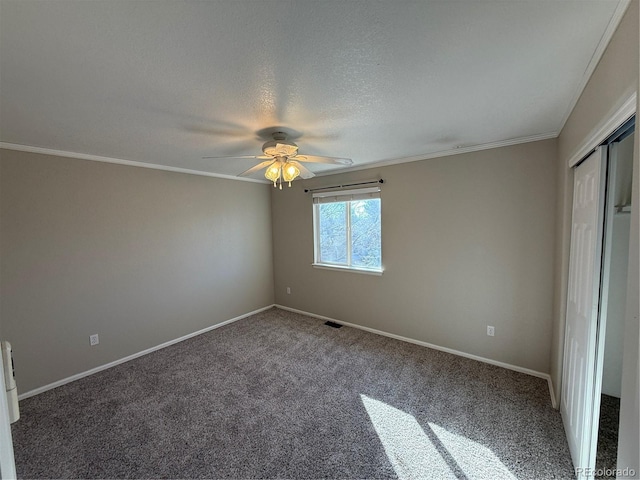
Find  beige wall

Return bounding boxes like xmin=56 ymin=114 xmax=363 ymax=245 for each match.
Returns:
xmin=616 ymin=5 xmax=639 ymax=467
xmin=272 ymin=139 xmax=557 ymax=374
xmin=617 ymin=106 xmax=638 ymax=474
xmin=0 ymin=149 xmax=275 ymax=393
xmin=552 ymin=0 xmax=639 ymax=406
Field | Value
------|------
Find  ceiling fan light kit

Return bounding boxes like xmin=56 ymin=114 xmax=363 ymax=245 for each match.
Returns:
xmin=264 ymin=157 xmax=302 ymax=189
xmin=203 ymin=131 xmax=353 ymax=189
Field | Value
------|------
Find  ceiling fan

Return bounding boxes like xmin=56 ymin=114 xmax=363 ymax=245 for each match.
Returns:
xmin=203 ymin=132 xmax=353 ymax=189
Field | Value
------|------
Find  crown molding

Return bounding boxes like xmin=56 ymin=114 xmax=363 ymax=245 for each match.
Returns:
xmin=0 ymin=142 xmax=268 ymax=184
xmin=557 ymin=0 xmax=632 ymax=134
xmin=2 ymin=131 xmax=558 ymax=182
xmin=315 ymin=131 xmax=559 ymax=176
xmin=566 ymin=90 xmax=636 ymax=168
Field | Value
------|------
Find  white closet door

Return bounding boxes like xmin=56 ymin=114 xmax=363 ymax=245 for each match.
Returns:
xmin=561 ymin=147 xmax=607 ymax=478
xmin=0 ymin=350 xmax=16 ymax=479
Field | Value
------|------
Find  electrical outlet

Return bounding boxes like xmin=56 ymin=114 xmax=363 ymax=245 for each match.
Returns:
xmin=286 ymin=287 xmax=291 ymax=294
xmin=90 ymin=334 xmax=99 ymax=346
xmin=487 ymin=326 xmax=495 ymax=337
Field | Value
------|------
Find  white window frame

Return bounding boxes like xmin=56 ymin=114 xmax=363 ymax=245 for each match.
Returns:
xmin=312 ymin=187 xmax=383 ymax=275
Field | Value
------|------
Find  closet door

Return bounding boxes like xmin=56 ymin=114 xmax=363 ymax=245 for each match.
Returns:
xmin=561 ymin=147 xmax=607 ymax=478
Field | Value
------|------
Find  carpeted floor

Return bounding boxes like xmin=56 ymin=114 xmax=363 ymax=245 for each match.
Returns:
xmin=595 ymin=394 xmax=620 ymax=479
xmin=11 ymin=308 xmax=575 ymax=479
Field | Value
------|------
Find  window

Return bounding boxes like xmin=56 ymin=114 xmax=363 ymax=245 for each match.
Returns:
xmin=312 ymin=187 xmax=382 ymax=274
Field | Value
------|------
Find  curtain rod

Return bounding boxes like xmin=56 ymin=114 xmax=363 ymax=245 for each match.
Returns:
xmin=304 ymin=179 xmax=384 ymax=194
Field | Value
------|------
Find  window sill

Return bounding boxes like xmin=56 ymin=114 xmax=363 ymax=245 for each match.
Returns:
xmin=311 ymin=263 xmax=384 ymax=276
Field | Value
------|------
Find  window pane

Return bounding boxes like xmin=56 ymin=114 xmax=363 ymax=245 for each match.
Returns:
xmin=350 ymin=199 xmax=381 ymax=268
xmin=318 ymin=202 xmax=347 ymax=264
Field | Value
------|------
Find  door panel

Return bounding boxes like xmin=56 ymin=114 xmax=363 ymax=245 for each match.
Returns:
xmin=0 ymin=345 xmax=17 ymax=479
xmin=561 ymin=147 xmax=607 ymax=478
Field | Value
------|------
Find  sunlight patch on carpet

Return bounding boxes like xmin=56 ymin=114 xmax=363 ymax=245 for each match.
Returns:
xmin=361 ymin=394 xmax=515 ymax=480
xmin=427 ymin=422 xmax=516 ymax=480
xmin=361 ymin=394 xmax=454 ymax=479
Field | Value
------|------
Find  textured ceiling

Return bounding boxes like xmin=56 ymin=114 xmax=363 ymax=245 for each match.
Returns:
xmin=0 ymin=0 xmax=628 ymax=181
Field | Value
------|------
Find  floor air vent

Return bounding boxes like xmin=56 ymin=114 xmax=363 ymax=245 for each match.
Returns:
xmin=325 ymin=321 xmax=342 ymax=329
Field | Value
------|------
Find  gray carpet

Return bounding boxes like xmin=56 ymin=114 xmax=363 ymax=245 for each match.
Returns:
xmin=595 ymin=394 xmax=620 ymax=479
xmin=11 ymin=307 xmax=575 ymax=479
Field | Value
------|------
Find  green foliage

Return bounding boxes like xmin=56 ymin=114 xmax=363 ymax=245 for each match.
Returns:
xmin=317 ymin=199 xmax=381 ymax=269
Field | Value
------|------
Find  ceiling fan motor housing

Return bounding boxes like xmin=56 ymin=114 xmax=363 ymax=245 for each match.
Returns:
xmin=262 ymin=132 xmax=298 ymax=157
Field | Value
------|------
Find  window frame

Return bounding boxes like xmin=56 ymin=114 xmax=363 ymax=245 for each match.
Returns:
xmin=311 ymin=190 xmax=383 ymax=275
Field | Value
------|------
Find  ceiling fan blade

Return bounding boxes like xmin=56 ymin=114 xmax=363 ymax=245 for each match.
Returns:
xmin=290 ymin=161 xmax=315 ymax=179
xmin=202 ymin=155 xmax=271 ymax=160
xmin=294 ymin=155 xmax=353 ymax=165
xmin=185 ymin=126 xmax=252 ymax=139
xmin=183 ymin=119 xmax=253 ymax=139
xmin=238 ymin=160 xmax=277 ymax=177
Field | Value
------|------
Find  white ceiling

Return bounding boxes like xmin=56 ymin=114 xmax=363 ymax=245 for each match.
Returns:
xmin=0 ymin=0 xmax=628 ymax=181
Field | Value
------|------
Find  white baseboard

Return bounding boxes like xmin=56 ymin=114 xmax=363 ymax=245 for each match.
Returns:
xmin=18 ymin=305 xmax=276 ymax=400
xmin=548 ymin=376 xmax=558 ymax=410
xmin=19 ymin=304 xmax=558 ymax=410
xmin=275 ymin=304 xmax=558 ymax=409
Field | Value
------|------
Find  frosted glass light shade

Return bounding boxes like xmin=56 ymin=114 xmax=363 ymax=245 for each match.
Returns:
xmin=265 ymin=162 xmax=281 ymax=185
xmin=282 ymin=162 xmax=300 ymax=185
